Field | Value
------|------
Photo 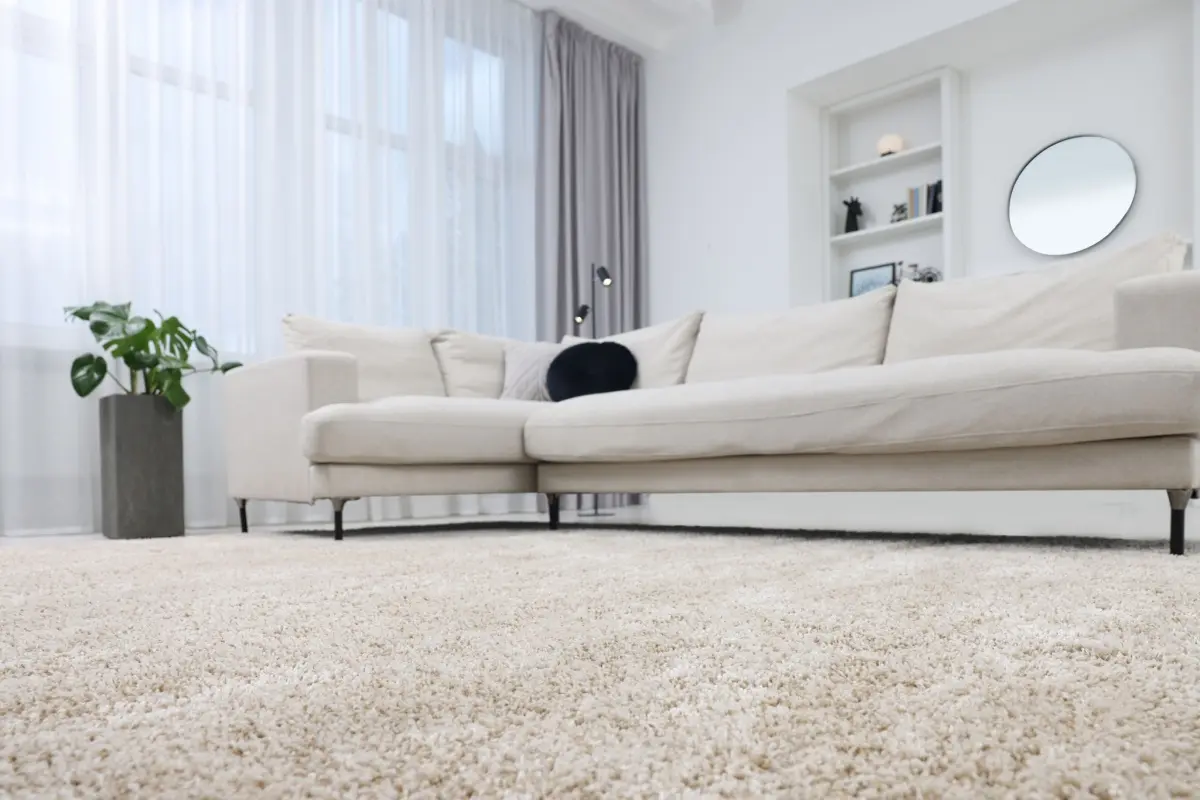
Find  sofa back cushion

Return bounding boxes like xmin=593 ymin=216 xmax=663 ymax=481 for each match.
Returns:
xmin=281 ymin=315 xmax=446 ymax=401
xmin=561 ymin=311 xmax=700 ymax=388
xmin=499 ymin=341 xmax=564 ymax=402
xmin=431 ymin=330 xmax=516 ymax=398
xmin=685 ymin=286 xmax=896 ymax=383
xmin=884 ymin=233 xmax=1190 ymax=364
xmin=562 ymin=312 xmax=703 ymax=389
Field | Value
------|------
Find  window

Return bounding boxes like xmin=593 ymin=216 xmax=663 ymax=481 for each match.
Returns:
xmin=0 ymin=0 xmax=538 ymax=343
xmin=0 ymin=0 xmax=251 ymax=332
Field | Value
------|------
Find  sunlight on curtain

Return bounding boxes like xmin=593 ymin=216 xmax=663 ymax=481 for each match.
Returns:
xmin=0 ymin=0 xmax=539 ymax=535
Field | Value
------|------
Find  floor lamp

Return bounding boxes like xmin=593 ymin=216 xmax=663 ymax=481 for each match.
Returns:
xmin=573 ymin=264 xmax=615 ymax=517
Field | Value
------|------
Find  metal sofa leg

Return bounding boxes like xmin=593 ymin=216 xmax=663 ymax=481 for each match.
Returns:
xmin=1167 ymin=490 xmax=1190 ymax=555
xmin=235 ymin=498 xmax=248 ymax=533
xmin=331 ymin=498 xmax=348 ymax=541
xmin=547 ymin=494 xmax=560 ymax=531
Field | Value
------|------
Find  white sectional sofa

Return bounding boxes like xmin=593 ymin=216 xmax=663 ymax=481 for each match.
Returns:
xmin=223 ymin=232 xmax=1200 ymax=553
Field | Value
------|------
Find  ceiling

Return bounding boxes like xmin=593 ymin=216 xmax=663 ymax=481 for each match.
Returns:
xmin=523 ymin=0 xmax=735 ymax=54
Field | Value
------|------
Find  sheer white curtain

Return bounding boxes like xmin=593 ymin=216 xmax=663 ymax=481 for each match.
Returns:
xmin=0 ymin=0 xmax=540 ymax=535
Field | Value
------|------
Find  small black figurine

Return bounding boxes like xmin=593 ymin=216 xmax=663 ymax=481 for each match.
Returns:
xmin=891 ymin=203 xmax=908 ymax=224
xmin=843 ymin=197 xmax=863 ymax=234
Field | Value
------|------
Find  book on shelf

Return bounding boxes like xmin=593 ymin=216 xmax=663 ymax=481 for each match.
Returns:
xmin=905 ymin=179 xmax=943 ymax=219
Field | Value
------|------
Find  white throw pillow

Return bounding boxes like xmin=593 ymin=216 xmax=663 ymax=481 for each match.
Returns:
xmin=685 ymin=286 xmax=896 ymax=383
xmin=884 ymin=232 xmax=1190 ymax=364
xmin=500 ymin=341 xmax=564 ymax=402
xmin=431 ymin=330 xmax=516 ymax=398
xmin=563 ymin=312 xmax=703 ymax=389
xmin=280 ymin=315 xmax=446 ymax=401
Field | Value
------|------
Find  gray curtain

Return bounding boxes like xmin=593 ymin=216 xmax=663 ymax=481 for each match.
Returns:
xmin=537 ymin=12 xmax=646 ymax=342
xmin=536 ymin=13 xmax=647 ymax=512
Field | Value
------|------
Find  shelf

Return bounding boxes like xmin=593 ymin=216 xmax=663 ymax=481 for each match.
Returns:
xmin=830 ymin=212 xmax=943 ymax=247
xmin=829 ymin=142 xmax=942 ymax=183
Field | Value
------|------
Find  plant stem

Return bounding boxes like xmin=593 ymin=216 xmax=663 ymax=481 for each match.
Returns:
xmin=129 ymin=370 xmax=139 ymax=394
xmin=108 ymin=374 xmax=131 ymax=393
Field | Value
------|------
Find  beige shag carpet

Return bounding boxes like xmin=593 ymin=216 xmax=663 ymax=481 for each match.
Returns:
xmin=3 ymin=531 xmax=1200 ymax=798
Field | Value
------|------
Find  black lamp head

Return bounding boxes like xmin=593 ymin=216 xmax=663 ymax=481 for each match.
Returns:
xmin=595 ymin=265 xmax=613 ymax=287
xmin=573 ymin=304 xmax=590 ymax=325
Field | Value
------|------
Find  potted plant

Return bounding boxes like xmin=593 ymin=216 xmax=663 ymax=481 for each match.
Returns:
xmin=65 ymin=302 xmax=241 ymax=540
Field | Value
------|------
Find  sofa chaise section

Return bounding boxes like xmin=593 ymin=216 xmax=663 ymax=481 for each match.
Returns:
xmin=302 ymin=397 xmax=541 ymax=530
xmin=224 ymin=324 xmax=542 ymax=539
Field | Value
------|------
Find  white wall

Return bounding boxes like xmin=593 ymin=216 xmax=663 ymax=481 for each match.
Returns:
xmin=645 ymin=0 xmax=1019 ymax=320
xmin=641 ymin=0 xmax=1198 ymax=539
xmin=963 ymin=2 xmax=1193 ymax=276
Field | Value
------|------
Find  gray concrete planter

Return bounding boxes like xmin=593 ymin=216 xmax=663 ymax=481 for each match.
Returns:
xmin=99 ymin=395 xmax=185 ymax=539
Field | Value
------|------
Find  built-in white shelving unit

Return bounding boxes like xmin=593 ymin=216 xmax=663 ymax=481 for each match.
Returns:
xmin=830 ymin=211 xmax=944 ymax=247
xmin=829 ymin=141 xmax=943 ymax=183
xmin=818 ymin=68 xmax=961 ymax=300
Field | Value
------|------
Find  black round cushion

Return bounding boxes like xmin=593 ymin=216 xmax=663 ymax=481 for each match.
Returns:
xmin=545 ymin=341 xmax=638 ymax=402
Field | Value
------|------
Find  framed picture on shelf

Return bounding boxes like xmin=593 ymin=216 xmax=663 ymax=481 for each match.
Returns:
xmin=849 ymin=262 xmax=896 ymax=297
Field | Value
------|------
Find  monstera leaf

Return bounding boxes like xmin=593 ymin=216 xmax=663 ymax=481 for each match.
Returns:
xmin=64 ymin=302 xmax=242 ymax=409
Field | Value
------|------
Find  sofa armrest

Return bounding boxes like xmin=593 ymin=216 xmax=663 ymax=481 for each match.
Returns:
xmin=1116 ymin=271 xmax=1200 ymax=351
xmin=223 ymin=350 xmax=358 ymax=503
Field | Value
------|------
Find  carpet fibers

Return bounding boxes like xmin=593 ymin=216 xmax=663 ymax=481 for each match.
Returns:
xmin=3 ymin=531 xmax=1200 ymax=798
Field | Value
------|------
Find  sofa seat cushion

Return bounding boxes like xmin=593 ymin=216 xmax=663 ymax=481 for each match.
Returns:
xmin=523 ymin=348 xmax=1200 ymax=463
xmin=303 ymin=397 xmax=540 ymax=465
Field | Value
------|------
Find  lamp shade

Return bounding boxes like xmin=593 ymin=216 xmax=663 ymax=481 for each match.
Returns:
xmin=877 ymin=134 xmax=904 ymax=157
xmin=573 ymin=304 xmax=590 ymax=325
xmin=595 ymin=265 xmax=613 ymax=286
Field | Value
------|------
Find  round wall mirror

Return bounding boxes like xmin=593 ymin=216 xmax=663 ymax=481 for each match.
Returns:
xmin=1007 ymin=135 xmax=1136 ymax=256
